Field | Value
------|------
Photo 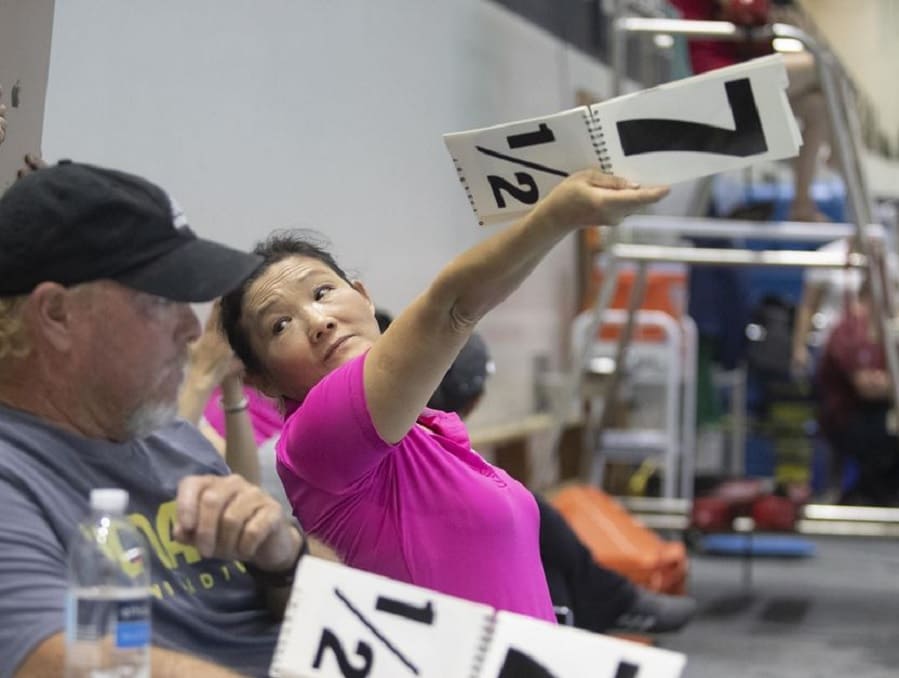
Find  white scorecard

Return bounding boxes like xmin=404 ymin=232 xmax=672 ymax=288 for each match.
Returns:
xmin=478 ymin=610 xmax=686 ymax=678
xmin=444 ymin=54 xmax=801 ymax=225
xmin=269 ymin=556 xmax=493 ymax=678
xmin=269 ymin=556 xmax=687 ymax=678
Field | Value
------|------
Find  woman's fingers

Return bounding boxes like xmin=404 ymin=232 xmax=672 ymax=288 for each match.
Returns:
xmin=543 ymin=170 xmax=669 ymax=226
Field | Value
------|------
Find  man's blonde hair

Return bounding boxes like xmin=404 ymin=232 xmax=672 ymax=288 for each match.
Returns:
xmin=0 ymin=296 xmax=30 ymax=361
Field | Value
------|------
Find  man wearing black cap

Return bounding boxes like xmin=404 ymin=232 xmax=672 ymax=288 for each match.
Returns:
xmin=0 ymin=162 xmax=305 ymax=676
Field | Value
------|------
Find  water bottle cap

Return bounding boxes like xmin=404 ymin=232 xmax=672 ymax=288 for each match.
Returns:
xmin=89 ymin=488 xmax=130 ymax=514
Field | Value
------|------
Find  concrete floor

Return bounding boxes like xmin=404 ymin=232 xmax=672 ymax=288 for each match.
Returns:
xmin=659 ymin=536 xmax=899 ymax=678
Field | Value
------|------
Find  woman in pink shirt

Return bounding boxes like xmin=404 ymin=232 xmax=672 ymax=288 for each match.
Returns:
xmin=218 ymin=170 xmax=668 ymax=620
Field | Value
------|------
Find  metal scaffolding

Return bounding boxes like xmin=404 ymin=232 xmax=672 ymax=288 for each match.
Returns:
xmin=551 ymin=3 xmax=899 ymax=521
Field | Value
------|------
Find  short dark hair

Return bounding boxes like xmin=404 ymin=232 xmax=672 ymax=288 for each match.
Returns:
xmin=374 ymin=309 xmax=394 ymax=333
xmin=428 ymin=333 xmax=492 ymax=415
xmin=219 ymin=230 xmax=351 ymax=377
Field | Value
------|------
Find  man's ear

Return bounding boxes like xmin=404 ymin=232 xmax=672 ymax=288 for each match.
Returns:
xmin=351 ymin=280 xmax=375 ymax=312
xmin=26 ymin=282 xmax=78 ymax=352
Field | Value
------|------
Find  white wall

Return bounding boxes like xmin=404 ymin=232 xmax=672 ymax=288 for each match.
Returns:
xmin=43 ymin=0 xmax=619 ymax=428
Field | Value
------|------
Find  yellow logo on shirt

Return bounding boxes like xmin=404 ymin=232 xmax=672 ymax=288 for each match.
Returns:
xmin=109 ymin=500 xmax=252 ymax=600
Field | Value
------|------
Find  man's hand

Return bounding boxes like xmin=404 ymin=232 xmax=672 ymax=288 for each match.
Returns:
xmin=533 ymin=169 xmax=669 ymax=229
xmin=173 ymin=474 xmax=302 ymax=573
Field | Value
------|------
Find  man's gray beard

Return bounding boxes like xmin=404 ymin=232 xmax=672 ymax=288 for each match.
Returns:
xmin=124 ymin=400 xmax=179 ymax=439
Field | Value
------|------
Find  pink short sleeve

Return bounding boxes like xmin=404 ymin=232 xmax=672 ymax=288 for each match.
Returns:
xmin=276 ymin=353 xmax=394 ymax=493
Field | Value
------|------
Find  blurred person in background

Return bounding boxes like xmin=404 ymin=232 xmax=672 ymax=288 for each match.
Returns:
xmin=671 ymin=0 xmax=835 ymax=223
xmin=816 ymin=274 xmax=899 ymax=506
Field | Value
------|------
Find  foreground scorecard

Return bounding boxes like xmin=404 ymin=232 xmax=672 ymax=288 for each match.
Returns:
xmin=270 ymin=556 xmax=686 ymax=678
xmin=444 ymin=54 xmax=801 ymax=225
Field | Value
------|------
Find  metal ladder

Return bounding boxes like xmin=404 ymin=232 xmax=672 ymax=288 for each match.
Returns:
xmin=572 ymin=306 xmax=698 ymax=499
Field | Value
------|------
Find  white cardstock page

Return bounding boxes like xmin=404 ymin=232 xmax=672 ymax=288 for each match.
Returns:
xmin=269 ymin=556 xmax=493 ymax=678
xmin=478 ymin=610 xmax=687 ymax=678
xmin=445 ymin=54 xmax=801 ymax=225
xmin=270 ymin=557 xmax=688 ymax=678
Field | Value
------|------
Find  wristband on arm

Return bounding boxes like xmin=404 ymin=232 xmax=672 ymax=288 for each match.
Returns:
xmin=246 ymin=531 xmax=309 ymax=588
xmin=220 ymin=396 xmax=249 ymax=414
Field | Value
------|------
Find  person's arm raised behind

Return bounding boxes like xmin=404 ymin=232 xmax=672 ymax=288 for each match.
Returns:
xmin=791 ymin=281 xmax=825 ymax=374
xmin=365 ymin=170 xmax=668 ymax=443
xmin=178 ymin=302 xmax=243 ymax=425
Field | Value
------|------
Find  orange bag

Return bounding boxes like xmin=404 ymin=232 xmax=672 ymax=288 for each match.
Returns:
xmin=550 ymin=484 xmax=688 ymax=595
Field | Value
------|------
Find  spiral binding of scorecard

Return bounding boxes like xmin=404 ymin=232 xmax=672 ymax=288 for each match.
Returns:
xmin=452 ymin=155 xmax=484 ymax=227
xmin=267 ymin=571 xmax=304 ymax=678
xmin=585 ymin=109 xmax=613 ymax=174
xmin=467 ymin=611 xmax=497 ymax=678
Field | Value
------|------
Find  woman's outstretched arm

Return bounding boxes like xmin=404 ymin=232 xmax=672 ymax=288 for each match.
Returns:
xmin=365 ymin=170 xmax=668 ymax=443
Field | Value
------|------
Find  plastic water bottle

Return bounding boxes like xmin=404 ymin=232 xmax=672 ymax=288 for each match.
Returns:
xmin=65 ymin=489 xmax=151 ymax=678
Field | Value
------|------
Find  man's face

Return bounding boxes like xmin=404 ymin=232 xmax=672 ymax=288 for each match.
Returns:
xmin=73 ymin=281 xmax=201 ymax=439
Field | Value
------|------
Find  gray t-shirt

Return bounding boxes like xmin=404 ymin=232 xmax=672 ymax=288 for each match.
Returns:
xmin=0 ymin=405 xmax=280 ymax=677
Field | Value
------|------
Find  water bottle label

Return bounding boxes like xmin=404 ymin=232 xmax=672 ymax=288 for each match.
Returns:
xmin=66 ymin=594 xmax=150 ymax=650
xmin=115 ymin=600 xmax=150 ymax=649
xmin=64 ymin=594 xmax=79 ymax=643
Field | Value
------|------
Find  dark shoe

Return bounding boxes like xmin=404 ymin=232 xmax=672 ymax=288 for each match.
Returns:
xmin=612 ymin=589 xmax=697 ymax=633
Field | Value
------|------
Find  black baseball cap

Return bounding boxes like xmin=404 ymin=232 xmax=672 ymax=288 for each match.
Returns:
xmin=428 ymin=333 xmax=494 ymax=414
xmin=0 ymin=161 xmax=262 ymax=302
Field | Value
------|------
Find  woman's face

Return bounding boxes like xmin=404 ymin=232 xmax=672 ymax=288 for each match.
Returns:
xmin=241 ymin=255 xmax=381 ymax=400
